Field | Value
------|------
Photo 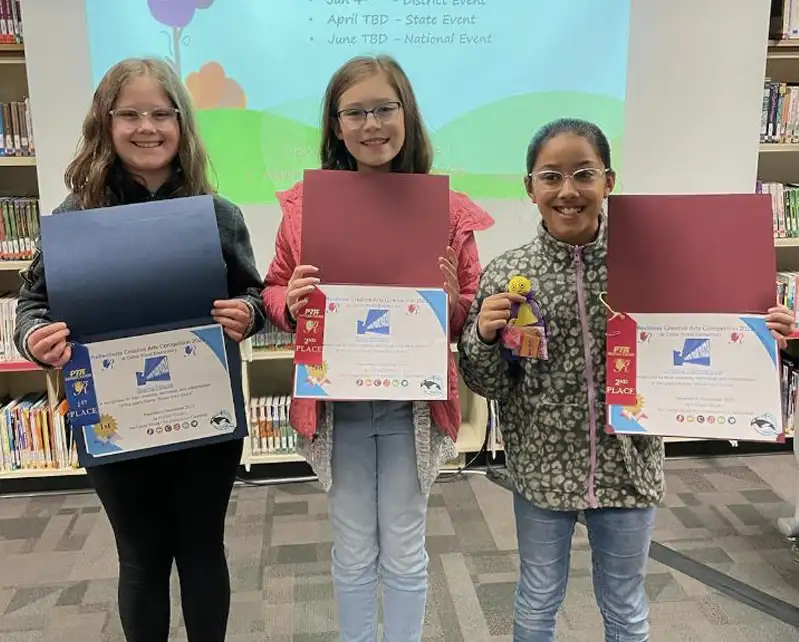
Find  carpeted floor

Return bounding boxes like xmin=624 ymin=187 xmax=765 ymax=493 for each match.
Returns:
xmin=1 ymin=453 xmax=798 ymax=640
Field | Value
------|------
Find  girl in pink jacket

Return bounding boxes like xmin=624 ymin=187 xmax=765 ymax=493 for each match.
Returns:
xmin=262 ymin=54 xmax=493 ymax=642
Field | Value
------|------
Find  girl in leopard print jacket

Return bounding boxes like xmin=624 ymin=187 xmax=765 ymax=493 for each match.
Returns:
xmin=457 ymin=118 xmax=795 ymax=642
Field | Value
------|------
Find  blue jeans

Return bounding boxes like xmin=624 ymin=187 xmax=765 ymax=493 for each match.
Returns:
xmin=513 ymin=493 xmax=654 ymax=642
xmin=328 ymin=401 xmax=428 ymax=642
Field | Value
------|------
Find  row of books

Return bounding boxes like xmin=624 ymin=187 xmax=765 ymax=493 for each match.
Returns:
xmin=0 ymin=99 xmax=34 ymax=157
xmin=758 ymin=181 xmax=799 ymax=238
xmin=0 ymin=395 xmax=77 ymax=473
xmin=251 ymin=322 xmax=293 ymax=353
xmin=0 ymin=391 xmax=299 ymax=473
xmin=0 ymin=391 xmax=298 ymax=473
xmin=760 ymin=81 xmax=799 ymax=145
xmin=248 ymin=395 xmax=297 ymax=456
xmin=0 ymin=196 xmax=39 ymax=259
xmin=0 ymin=0 xmax=21 ymax=45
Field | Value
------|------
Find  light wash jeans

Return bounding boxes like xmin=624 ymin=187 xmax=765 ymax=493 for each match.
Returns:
xmin=328 ymin=401 xmax=428 ymax=642
xmin=513 ymin=493 xmax=655 ymax=642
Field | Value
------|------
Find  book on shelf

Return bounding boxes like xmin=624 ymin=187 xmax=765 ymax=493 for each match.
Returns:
xmin=0 ymin=99 xmax=34 ymax=157
xmin=249 ymin=395 xmax=296 ymax=457
xmin=778 ymin=271 xmax=797 ymax=311
xmin=0 ymin=0 xmax=22 ymax=45
xmin=760 ymin=80 xmax=799 ymax=145
xmin=776 ymin=271 xmax=799 ymax=341
xmin=251 ymin=321 xmax=293 ymax=354
xmin=781 ymin=353 xmax=799 ymax=437
xmin=0 ymin=292 xmax=23 ymax=362
xmin=0 ymin=395 xmax=78 ymax=473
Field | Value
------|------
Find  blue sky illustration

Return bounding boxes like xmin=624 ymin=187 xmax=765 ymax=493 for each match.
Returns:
xmin=84 ymin=0 xmax=630 ymax=129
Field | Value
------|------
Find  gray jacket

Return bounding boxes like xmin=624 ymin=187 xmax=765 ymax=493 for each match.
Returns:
xmin=14 ymin=191 xmax=266 ymax=366
xmin=458 ymin=217 xmax=665 ymax=512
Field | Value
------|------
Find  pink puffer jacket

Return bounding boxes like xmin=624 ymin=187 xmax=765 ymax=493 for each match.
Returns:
xmin=262 ymin=180 xmax=494 ymax=441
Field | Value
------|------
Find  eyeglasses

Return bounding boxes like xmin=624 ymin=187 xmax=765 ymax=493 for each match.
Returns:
xmin=336 ymin=101 xmax=401 ymax=128
xmin=110 ymin=107 xmax=180 ymax=126
xmin=530 ymin=167 xmax=606 ymax=190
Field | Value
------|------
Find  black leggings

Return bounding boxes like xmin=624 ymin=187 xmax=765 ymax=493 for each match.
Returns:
xmin=87 ymin=438 xmax=243 ymax=642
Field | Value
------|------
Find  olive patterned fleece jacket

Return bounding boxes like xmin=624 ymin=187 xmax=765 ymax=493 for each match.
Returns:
xmin=458 ymin=216 xmax=665 ymax=511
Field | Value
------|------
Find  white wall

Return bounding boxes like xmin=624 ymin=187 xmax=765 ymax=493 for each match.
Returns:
xmin=20 ymin=0 xmax=771 ymax=270
xmin=622 ymin=0 xmax=770 ymax=195
xmin=21 ymin=0 xmax=93 ymax=215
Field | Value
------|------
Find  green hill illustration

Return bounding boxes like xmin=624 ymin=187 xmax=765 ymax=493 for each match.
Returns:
xmin=197 ymin=109 xmax=320 ymax=204
xmin=432 ymin=91 xmax=625 ymax=198
xmin=197 ymin=91 xmax=625 ymax=204
xmin=266 ymin=97 xmax=324 ymax=129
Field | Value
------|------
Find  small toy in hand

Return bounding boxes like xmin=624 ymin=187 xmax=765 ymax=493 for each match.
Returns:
xmin=500 ymin=275 xmax=548 ymax=361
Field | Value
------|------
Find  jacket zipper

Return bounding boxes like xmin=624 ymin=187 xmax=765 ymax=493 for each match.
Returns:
xmin=572 ymin=247 xmax=599 ymax=509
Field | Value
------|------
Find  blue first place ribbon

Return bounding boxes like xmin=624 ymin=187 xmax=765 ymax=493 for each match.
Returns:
xmin=62 ymin=343 xmax=101 ymax=428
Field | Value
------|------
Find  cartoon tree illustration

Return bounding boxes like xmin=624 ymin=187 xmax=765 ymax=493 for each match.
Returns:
xmin=147 ymin=0 xmax=216 ymax=79
xmin=186 ymin=62 xmax=247 ymax=109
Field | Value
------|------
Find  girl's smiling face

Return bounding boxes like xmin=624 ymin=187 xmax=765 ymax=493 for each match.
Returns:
xmin=527 ymin=132 xmax=615 ymax=246
xmin=334 ymin=72 xmax=406 ymax=172
xmin=111 ymin=74 xmax=180 ymax=191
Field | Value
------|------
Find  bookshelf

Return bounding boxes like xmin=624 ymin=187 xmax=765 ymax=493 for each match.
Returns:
xmin=0 ymin=10 xmax=63 ymax=481
xmin=761 ymin=4 xmax=799 ymax=447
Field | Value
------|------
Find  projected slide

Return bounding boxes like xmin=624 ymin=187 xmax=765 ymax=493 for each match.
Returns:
xmin=84 ymin=0 xmax=630 ymax=205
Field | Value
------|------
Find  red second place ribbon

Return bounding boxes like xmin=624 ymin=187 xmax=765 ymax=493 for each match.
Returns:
xmin=605 ymin=313 xmax=637 ymax=407
xmin=293 ymin=287 xmax=327 ymax=367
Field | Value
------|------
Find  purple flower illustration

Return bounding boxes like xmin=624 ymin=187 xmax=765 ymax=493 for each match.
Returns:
xmin=147 ymin=0 xmax=216 ymax=77
xmin=147 ymin=0 xmax=195 ymax=27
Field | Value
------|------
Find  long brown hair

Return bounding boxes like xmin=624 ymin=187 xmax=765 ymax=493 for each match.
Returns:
xmin=64 ymin=57 xmax=214 ymax=209
xmin=319 ymin=55 xmax=433 ymax=173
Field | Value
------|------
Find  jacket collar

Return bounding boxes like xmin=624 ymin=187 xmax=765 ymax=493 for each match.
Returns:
xmin=105 ymin=163 xmax=183 ymax=206
xmin=536 ymin=213 xmax=607 ymax=263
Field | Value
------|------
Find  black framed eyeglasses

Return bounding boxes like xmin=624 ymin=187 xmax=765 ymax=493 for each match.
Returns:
xmin=336 ymin=101 xmax=401 ymax=128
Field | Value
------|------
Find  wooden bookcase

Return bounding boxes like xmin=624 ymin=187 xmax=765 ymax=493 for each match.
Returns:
xmin=760 ymin=38 xmax=799 ymax=445
xmin=0 ymin=41 xmax=56 ymax=481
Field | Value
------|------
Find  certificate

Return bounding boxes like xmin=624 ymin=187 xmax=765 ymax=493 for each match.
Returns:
xmin=40 ymin=195 xmax=248 ymax=467
xmin=605 ymin=193 xmax=782 ymax=442
xmin=292 ymin=284 xmax=449 ymax=400
xmin=606 ymin=313 xmax=784 ymax=442
xmin=64 ymin=324 xmax=237 ymax=458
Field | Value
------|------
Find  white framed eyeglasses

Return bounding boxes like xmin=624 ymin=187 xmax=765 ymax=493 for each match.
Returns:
xmin=530 ymin=167 xmax=606 ymax=190
xmin=110 ymin=107 xmax=180 ymax=126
